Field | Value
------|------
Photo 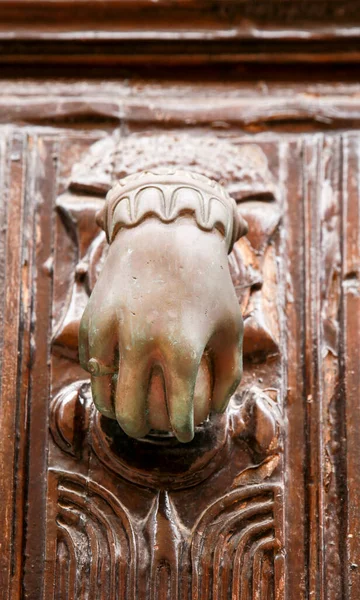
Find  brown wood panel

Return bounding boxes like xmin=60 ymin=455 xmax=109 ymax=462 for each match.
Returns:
xmin=22 ymin=137 xmax=58 ymax=600
xmin=0 ymin=1 xmax=359 ymax=63
xmin=283 ymin=138 xmax=307 ymax=599
xmin=0 ymin=79 xmax=359 ymax=599
xmin=0 ymin=131 xmax=27 ymax=600
xmin=342 ymin=134 xmax=360 ymax=600
xmin=1 ymin=77 xmax=360 ymax=131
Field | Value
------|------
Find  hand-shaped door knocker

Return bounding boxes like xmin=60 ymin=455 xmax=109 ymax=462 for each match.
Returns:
xmin=79 ymin=170 xmax=248 ymax=442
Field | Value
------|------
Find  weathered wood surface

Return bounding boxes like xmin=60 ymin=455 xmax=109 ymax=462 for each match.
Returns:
xmin=1 ymin=76 xmax=360 ymax=128
xmin=0 ymin=77 xmax=359 ymax=599
xmin=0 ymin=1 xmax=360 ymax=63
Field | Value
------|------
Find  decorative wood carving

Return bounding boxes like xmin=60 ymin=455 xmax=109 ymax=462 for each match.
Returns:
xmin=54 ymin=132 xmax=281 ymax=370
xmin=55 ymin=473 xmax=136 ymax=599
xmin=47 ymin=131 xmax=284 ymax=598
xmin=3 ymin=78 xmax=360 ymax=600
xmin=69 ymin=133 xmax=277 ymax=202
xmin=53 ymin=469 xmax=280 ymax=600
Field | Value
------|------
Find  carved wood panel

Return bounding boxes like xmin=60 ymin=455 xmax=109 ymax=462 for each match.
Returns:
xmin=0 ymin=80 xmax=360 ymax=600
xmin=47 ymin=131 xmax=285 ymax=600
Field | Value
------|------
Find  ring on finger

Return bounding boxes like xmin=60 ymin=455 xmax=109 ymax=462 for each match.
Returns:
xmin=87 ymin=358 xmax=117 ymax=377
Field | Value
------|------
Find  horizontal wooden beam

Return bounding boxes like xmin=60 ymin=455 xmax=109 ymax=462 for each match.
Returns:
xmin=0 ymin=1 xmax=359 ymax=63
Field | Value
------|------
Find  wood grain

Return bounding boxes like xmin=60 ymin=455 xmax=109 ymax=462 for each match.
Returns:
xmin=0 ymin=1 xmax=359 ymax=63
xmin=0 ymin=75 xmax=359 ymax=599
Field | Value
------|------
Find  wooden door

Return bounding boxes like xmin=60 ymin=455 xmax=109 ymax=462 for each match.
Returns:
xmin=1 ymin=4 xmax=360 ymax=600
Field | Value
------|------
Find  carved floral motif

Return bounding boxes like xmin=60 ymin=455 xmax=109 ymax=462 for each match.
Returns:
xmin=53 ymin=132 xmax=282 ymax=367
xmin=69 ymin=132 xmax=278 ymax=202
xmin=50 ymin=131 xmax=284 ymax=599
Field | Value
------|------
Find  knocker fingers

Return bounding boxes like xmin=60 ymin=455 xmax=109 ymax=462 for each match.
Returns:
xmin=162 ymin=343 xmax=205 ymax=443
xmin=80 ymin=311 xmax=118 ymax=419
xmin=210 ymin=322 xmax=243 ymax=414
xmin=115 ymin=349 xmax=151 ymax=439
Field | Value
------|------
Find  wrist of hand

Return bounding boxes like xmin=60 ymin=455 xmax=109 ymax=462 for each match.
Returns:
xmin=96 ymin=169 xmax=248 ymax=253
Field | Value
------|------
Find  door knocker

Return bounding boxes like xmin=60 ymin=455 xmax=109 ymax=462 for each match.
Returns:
xmin=79 ymin=169 xmax=248 ymax=442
